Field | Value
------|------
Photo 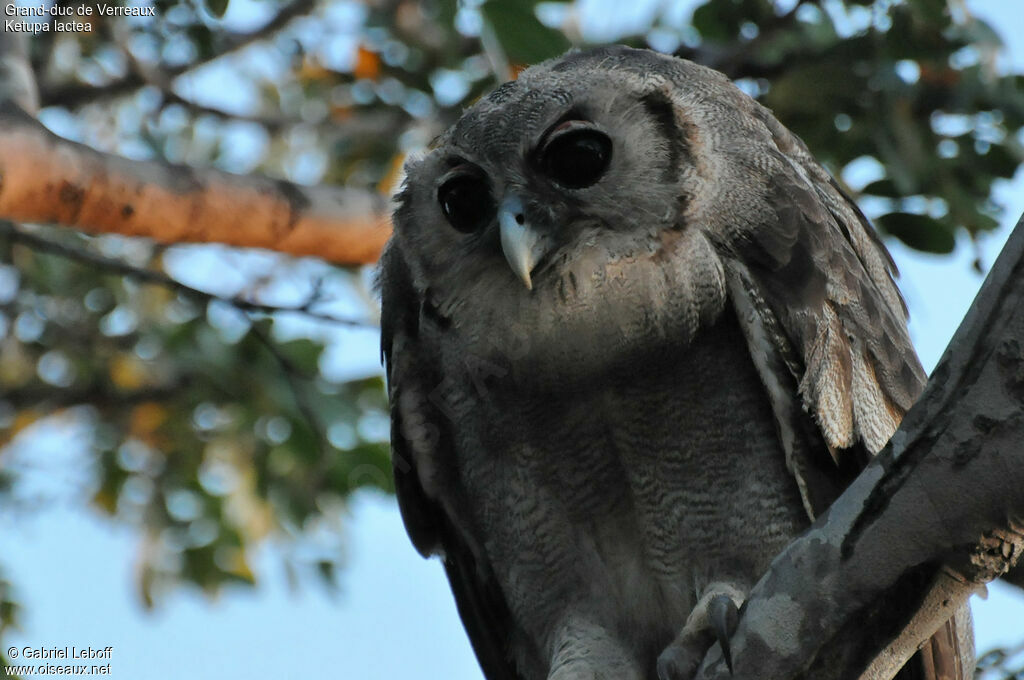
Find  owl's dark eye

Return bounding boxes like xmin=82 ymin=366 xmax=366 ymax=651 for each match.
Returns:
xmin=540 ymin=125 xmax=612 ymax=189
xmin=438 ymin=170 xmax=494 ymax=234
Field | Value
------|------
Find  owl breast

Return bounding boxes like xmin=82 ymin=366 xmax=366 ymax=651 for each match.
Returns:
xmin=443 ymin=303 xmax=809 ymax=675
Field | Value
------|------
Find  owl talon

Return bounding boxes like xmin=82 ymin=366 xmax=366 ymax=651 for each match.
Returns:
xmin=709 ymin=594 xmax=739 ymax=673
xmin=657 ymin=583 xmax=745 ymax=679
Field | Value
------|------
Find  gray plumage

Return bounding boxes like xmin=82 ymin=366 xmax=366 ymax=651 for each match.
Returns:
xmin=379 ymin=46 xmax=971 ymax=680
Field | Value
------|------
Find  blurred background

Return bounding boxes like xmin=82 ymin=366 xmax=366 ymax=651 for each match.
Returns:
xmin=1 ymin=0 xmax=1023 ymax=677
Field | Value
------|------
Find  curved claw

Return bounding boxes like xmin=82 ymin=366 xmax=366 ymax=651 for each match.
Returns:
xmin=709 ymin=594 xmax=739 ymax=674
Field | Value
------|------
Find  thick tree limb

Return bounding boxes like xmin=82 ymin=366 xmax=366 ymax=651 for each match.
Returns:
xmin=696 ymin=214 xmax=1024 ymax=680
xmin=0 ymin=104 xmax=392 ymax=265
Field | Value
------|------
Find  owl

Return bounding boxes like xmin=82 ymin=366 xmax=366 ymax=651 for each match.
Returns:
xmin=379 ymin=46 xmax=972 ymax=680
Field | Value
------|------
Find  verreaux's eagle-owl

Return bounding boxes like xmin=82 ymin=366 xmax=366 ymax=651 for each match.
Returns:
xmin=378 ymin=46 xmax=972 ymax=680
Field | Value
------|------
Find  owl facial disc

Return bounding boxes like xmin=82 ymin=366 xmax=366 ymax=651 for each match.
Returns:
xmin=499 ymin=194 xmax=549 ymax=290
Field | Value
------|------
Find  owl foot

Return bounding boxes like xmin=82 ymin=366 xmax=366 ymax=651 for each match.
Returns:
xmin=708 ymin=594 xmax=739 ymax=671
xmin=656 ymin=584 xmax=744 ymax=680
xmin=547 ymin=617 xmax=645 ymax=680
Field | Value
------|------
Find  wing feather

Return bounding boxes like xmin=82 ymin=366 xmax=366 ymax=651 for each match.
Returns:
xmin=723 ymin=164 xmax=926 ymax=458
xmin=380 ymin=244 xmax=522 ymax=680
xmin=716 ymin=114 xmax=966 ymax=679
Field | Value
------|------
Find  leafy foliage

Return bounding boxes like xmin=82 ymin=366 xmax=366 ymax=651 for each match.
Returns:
xmin=2 ymin=0 xmax=1022 ymax=671
xmin=0 ymin=573 xmax=19 ymax=649
xmin=977 ymin=643 xmax=1024 ymax=679
xmin=681 ymin=0 xmax=1024 ymax=254
xmin=0 ymin=225 xmax=390 ymax=606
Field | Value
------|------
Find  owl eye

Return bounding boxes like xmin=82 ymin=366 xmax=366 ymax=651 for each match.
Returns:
xmin=540 ymin=125 xmax=612 ymax=189
xmin=438 ymin=170 xmax=495 ymax=234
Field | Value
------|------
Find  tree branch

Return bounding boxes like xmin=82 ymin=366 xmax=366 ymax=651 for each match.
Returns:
xmin=37 ymin=0 xmax=316 ymax=109
xmin=695 ymin=213 xmax=1024 ymax=680
xmin=0 ymin=104 xmax=392 ymax=266
xmin=1 ymin=221 xmax=377 ymax=327
xmin=0 ymin=382 xmax=186 ymax=412
xmin=156 ymin=89 xmax=296 ymax=131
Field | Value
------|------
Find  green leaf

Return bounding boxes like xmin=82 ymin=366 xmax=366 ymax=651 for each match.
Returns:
xmin=862 ymin=179 xmax=903 ymax=198
xmin=691 ymin=0 xmax=780 ymax=42
xmin=481 ymin=0 xmax=570 ymax=65
xmin=276 ymin=337 xmax=323 ymax=376
xmin=204 ymin=0 xmax=229 ymax=18
xmin=876 ymin=212 xmax=956 ymax=253
xmin=692 ymin=0 xmax=743 ymax=42
xmin=978 ymin=143 xmax=1023 ymax=179
xmin=907 ymin=0 xmax=947 ymax=26
xmin=969 ymin=212 xmax=1000 ymax=234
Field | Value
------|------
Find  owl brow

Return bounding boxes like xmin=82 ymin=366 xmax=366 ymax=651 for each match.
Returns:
xmin=639 ymin=90 xmax=690 ymax=182
xmin=443 ymin=155 xmax=472 ymax=170
xmin=529 ymin=108 xmax=596 ymax=159
xmin=539 ymin=107 xmax=589 ymax=136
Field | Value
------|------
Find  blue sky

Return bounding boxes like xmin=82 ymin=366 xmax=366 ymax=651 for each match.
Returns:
xmin=3 ymin=1 xmax=1024 ymax=678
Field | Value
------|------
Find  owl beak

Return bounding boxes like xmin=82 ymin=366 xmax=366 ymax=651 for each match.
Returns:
xmin=499 ymin=195 xmax=547 ymax=290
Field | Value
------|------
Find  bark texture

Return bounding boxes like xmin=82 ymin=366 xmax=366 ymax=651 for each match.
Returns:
xmin=695 ymin=214 xmax=1024 ymax=680
xmin=0 ymin=104 xmax=392 ymax=265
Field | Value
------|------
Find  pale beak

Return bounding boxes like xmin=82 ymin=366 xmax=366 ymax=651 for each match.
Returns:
xmin=499 ymin=195 xmax=548 ymax=290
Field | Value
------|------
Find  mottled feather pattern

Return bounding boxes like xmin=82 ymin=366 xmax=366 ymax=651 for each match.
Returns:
xmin=672 ymin=97 xmax=927 ymax=453
xmin=380 ymin=46 xmax=967 ymax=680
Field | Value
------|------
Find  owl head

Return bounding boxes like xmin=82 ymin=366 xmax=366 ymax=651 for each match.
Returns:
xmin=387 ymin=46 xmax=802 ymax=383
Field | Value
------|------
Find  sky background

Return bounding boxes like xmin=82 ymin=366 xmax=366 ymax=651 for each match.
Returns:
xmin=3 ymin=0 xmax=1024 ymax=678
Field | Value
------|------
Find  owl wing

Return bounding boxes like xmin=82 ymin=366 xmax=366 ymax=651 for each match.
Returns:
xmin=714 ymin=128 xmax=971 ymax=679
xmin=716 ymin=138 xmax=926 ymax=514
xmin=379 ymin=245 xmax=523 ymax=680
